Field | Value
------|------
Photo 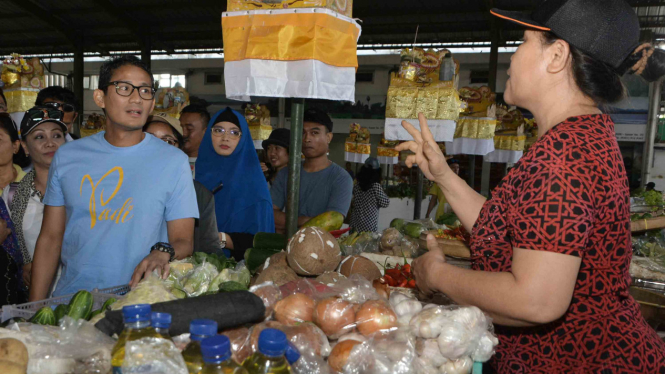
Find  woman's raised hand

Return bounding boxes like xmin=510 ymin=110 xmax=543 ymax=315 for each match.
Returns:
xmin=395 ymin=113 xmax=451 ymax=181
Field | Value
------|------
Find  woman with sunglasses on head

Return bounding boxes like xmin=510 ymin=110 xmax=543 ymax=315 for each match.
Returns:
xmin=9 ymin=106 xmax=67 ymax=291
xmin=195 ymin=108 xmax=275 ymax=260
xmin=143 ymin=115 xmax=223 ymax=256
xmin=403 ymin=1 xmax=665 ymax=372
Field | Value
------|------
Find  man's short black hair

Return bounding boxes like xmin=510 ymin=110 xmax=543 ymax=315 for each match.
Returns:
xmin=181 ymin=104 xmax=211 ymax=126
xmin=303 ymin=107 xmax=333 ymax=133
xmin=98 ymin=55 xmax=154 ymax=92
xmin=36 ymin=86 xmax=80 ymax=111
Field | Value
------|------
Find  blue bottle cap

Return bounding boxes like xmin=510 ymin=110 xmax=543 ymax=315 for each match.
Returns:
xmin=258 ymin=328 xmax=288 ymax=357
xmin=122 ymin=304 xmax=151 ymax=323
xmin=201 ymin=335 xmax=232 ymax=363
xmin=150 ymin=312 xmax=172 ymax=329
xmin=189 ymin=319 xmax=218 ymax=341
xmin=285 ymin=342 xmax=301 ymax=365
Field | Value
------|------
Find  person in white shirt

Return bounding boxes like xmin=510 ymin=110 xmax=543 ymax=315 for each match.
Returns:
xmin=8 ymin=106 xmax=67 ymax=288
xmin=180 ymin=104 xmax=210 ymax=177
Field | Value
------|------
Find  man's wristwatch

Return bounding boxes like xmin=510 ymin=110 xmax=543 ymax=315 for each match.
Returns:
xmin=151 ymin=242 xmax=175 ymax=262
xmin=220 ymin=232 xmax=227 ymax=249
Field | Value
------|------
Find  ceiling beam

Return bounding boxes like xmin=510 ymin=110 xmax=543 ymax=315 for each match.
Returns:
xmin=91 ymin=0 xmax=146 ymax=47
xmin=5 ymin=0 xmax=78 ymax=45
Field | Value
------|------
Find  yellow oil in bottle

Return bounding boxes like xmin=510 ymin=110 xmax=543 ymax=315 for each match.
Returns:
xmin=242 ymin=328 xmax=291 ymax=374
xmin=111 ymin=304 xmax=161 ymax=373
xmin=182 ymin=319 xmax=219 ymax=374
xmin=200 ymin=335 xmax=249 ymax=374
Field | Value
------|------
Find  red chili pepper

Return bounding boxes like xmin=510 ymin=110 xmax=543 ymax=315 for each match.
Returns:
xmin=385 ymin=268 xmax=401 ymax=278
xmin=383 ymin=274 xmax=396 ymax=286
xmin=407 ymin=279 xmax=416 ymax=288
xmin=402 ymin=264 xmax=411 ymax=273
xmin=397 ymin=278 xmax=408 ymax=287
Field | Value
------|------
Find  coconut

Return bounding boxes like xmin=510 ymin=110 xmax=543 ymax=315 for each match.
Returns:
xmin=338 ymin=255 xmax=382 ymax=281
xmin=287 ymin=227 xmax=342 ymax=276
xmin=255 ymin=251 xmax=289 ymax=277
xmin=316 ymin=271 xmax=346 ymax=287
xmin=255 ymin=264 xmax=299 ymax=287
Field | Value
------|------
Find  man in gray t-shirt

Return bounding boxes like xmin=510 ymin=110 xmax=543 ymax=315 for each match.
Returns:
xmin=271 ymin=108 xmax=353 ymax=233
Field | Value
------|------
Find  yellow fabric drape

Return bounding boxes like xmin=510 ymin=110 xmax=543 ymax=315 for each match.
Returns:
xmin=222 ymin=11 xmax=359 ymax=68
xmin=454 ymin=117 xmax=497 ymax=139
xmin=494 ymin=133 xmax=526 ymax=151
xmin=385 ymin=78 xmax=461 ymax=121
xmin=227 ymin=0 xmax=353 ymax=18
xmin=378 ymin=146 xmax=399 ymax=157
xmin=249 ymin=125 xmax=273 ymax=141
xmin=4 ymin=89 xmax=37 ymax=113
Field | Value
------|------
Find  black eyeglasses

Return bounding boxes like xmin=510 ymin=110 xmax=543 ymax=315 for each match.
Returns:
xmin=25 ymin=107 xmax=64 ymax=123
xmin=107 ymin=81 xmax=155 ymax=100
xmin=43 ymin=101 xmax=76 ymax=113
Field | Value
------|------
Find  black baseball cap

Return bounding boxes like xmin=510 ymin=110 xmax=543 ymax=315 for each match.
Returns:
xmin=303 ymin=107 xmax=333 ymax=132
xmin=262 ymin=128 xmax=291 ymax=150
xmin=491 ymin=0 xmax=640 ymax=71
xmin=20 ymin=106 xmax=68 ymax=139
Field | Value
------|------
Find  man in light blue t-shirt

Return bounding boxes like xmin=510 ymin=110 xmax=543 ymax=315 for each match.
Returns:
xmin=271 ymin=108 xmax=353 ymax=233
xmin=29 ymin=56 xmax=199 ymax=300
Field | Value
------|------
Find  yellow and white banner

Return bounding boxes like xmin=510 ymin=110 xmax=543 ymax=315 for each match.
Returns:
xmin=222 ymin=8 xmax=361 ymax=102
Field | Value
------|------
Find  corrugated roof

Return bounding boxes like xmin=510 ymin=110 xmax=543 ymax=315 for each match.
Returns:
xmin=0 ymin=0 xmax=663 ymax=56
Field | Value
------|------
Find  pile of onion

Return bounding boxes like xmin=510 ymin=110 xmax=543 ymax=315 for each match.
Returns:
xmin=355 ymin=300 xmax=398 ymax=336
xmin=313 ymin=297 xmax=356 ymax=338
xmin=328 ymin=339 xmax=362 ymax=373
xmin=274 ymin=293 xmax=315 ymax=326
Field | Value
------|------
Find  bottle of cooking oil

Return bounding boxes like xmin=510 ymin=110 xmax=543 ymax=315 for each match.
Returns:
xmin=200 ymin=335 xmax=249 ymax=374
xmin=111 ymin=304 xmax=160 ymax=373
xmin=182 ymin=319 xmax=219 ymax=374
xmin=242 ymin=329 xmax=291 ymax=374
xmin=151 ymin=312 xmax=172 ymax=341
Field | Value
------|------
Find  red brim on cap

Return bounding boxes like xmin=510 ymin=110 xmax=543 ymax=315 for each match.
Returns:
xmin=490 ymin=9 xmax=551 ymax=31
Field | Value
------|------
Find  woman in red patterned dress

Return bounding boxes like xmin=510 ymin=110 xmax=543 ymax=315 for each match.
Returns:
xmin=403 ymin=1 xmax=665 ymax=373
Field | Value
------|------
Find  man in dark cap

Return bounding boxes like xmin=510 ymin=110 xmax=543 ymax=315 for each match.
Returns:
xmin=271 ymin=108 xmax=353 ymax=233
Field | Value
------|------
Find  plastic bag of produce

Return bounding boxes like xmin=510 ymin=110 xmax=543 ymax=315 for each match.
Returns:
xmin=5 ymin=316 xmax=115 ymax=374
xmin=122 ymin=337 xmax=187 ymax=374
xmin=409 ymin=305 xmax=497 ymax=362
xmin=341 ymin=327 xmax=416 ymax=374
xmin=249 ymin=281 xmax=283 ymax=320
xmin=220 ymin=326 xmax=253 ymax=364
xmin=632 ymin=233 xmax=665 ymax=274
xmin=179 ymin=261 xmax=219 ymax=297
xmin=331 ymin=274 xmax=382 ymax=304
xmin=209 ymin=261 xmax=251 ymax=292
xmin=287 ymin=341 xmax=331 ymax=374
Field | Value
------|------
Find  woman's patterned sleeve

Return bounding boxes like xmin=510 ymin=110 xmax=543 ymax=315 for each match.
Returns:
xmin=375 ymin=184 xmax=390 ymax=208
xmin=509 ymin=160 xmax=596 ymax=257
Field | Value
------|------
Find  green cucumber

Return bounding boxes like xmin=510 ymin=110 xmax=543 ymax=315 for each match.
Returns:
xmin=245 ymin=247 xmax=282 ymax=273
xmin=67 ymin=290 xmax=93 ymax=321
xmin=217 ymin=281 xmax=248 ymax=292
xmin=101 ymin=297 xmax=117 ymax=311
xmin=253 ymin=232 xmax=287 ymax=250
xmin=390 ymin=218 xmax=406 ymax=232
xmin=90 ymin=309 xmax=103 ymax=319
xmin=54 ymin=304 xmax=70 ymax=323
xmin=30 ymin=307 xmax=57 ymax=325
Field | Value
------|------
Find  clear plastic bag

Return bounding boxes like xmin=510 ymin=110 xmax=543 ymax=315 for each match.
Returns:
xmin=342 ymin=327 xmax=416 ymax=374
xmin=122 ymin=337 xmax=188 ymax=374
xmin=409 ymin=305 xmax=497 ymax=362
xmin=8 ymin=316 xmax=115 ymax=374
xmin=330 ymin=274 xmax=382 ymax=304
xmin=90 ymin=273 xmax=178 ymax=325
xmin=249 ymin=281 xmax=283 ymax=320
xmin=220 ymin=326 xmax=253 ymax=364
xmin=209 ymin=261 xmax=251 ymax=292
xmin=249 ymin=321 xmax=331 ymax=358
xmin=632 ymin=233 xmax=665 ymax=274
xmin=178 ymin=261 xmax=219 ymax=297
